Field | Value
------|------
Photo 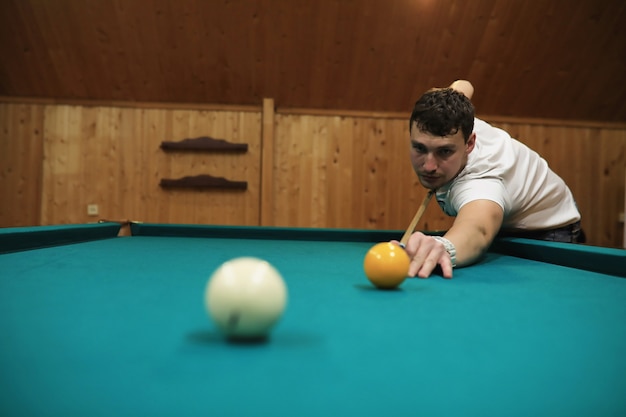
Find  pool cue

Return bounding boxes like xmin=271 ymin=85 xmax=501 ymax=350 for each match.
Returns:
xmin=400 ymin=190 xmax=434 ymax=247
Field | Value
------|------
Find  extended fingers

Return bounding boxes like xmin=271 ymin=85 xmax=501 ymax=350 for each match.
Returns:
xmin=406 ymin=234 xmax=454 ymax=279
xmin=417 ymin=256 xmax=454 ymax=279
xmin=407 ymin=237 xmax=437 ymax=277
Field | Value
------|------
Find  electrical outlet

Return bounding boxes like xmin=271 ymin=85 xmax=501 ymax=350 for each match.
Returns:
xmin=87 ymin=204 xmax=99 ymax=216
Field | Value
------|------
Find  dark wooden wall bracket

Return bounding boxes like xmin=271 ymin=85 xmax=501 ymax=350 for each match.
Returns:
xmin=160 ymin=174 xmax=247 ymax=190
xmin=160 ymin=136 xmax=248 ymax=152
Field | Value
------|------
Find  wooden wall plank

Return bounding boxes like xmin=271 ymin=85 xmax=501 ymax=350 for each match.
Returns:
xmin=0 ymin=103 xmax=44 ymax=226
xmin=42 ymin=105 xmax=78 ymax=224
xmin=260 ymin=98 xmax=275 ymax=226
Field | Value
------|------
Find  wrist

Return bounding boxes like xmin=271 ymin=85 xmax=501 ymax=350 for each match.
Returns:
xmin=433 ymin=236 xmax=457 ymax=268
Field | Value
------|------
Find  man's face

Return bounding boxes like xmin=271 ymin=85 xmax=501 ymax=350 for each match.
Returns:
xmin=409 ymin=124 xmax=475 ymax=190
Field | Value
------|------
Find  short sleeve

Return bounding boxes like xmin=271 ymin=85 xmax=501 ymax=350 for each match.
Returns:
xmin=440 ymin=178 xmax=507 ymax=216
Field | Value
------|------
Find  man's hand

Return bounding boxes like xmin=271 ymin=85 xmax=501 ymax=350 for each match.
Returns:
xmin=449 ymin=80 xmax=474 ymax=99
xmin=393 ymin=232 xmax=454 ymax=279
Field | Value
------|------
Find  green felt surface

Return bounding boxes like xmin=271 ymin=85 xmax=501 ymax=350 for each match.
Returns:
xmin=1 ymin=227 xmax=625 ymax=417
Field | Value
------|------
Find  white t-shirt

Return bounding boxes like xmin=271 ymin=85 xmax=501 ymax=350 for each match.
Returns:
xmin=435 ymin=118 xmax=581 ymax=231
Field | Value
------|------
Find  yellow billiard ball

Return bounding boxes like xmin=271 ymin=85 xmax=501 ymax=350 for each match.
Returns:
xmin=363 ymin=242 xmax=411 ymax=289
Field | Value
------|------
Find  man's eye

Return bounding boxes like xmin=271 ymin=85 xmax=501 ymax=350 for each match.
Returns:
xmin=438 ymin=149 xmax=454 ymax=157
xmin=412 ymin=143 xmax=426 ymax=153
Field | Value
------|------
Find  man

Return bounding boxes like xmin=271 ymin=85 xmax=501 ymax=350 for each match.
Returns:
xmin=402 ymin=80 xmax=582 ymax=279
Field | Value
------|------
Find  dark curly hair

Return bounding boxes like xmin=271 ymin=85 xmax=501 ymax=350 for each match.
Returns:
xmin=409 ymin=88 xmax=475 ymax=142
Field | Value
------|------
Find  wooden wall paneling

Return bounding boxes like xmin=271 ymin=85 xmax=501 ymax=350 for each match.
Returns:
xmin=294 ymin=116 xmax=315 ymax=226
xmin=231 ymin=110 xmax=263 ymax=225
xmin=42 ymin=105 xmax=80 ymax=224
xmin=3 ymin=96 xmax=624 ymax=247
xmin=356 ymin=117 xmax=402 ymax=230
xmin=551 ymin=126 xmax=597 ymax=242
xmin=272 ymin=111 xmax=453 ymax=231
xmin=168 ymin=110 xmax=215 ymax=222
xmin=342 ymin=117 xmax=375 ymax=229
xmin=328 ymin=116 xmax=356 ymax=228
xmin=129 ymin=107 xmax=262 ymax=225
xmin=385 ymin=119 xmax=414 ymax=229
xmin=40 ymin=105 xmax=121 ymax=225
xmin=278 ymin=113 xmax=351 ymax=228
xmin=38 ymin=104 xmax=263 ymax=226
xmin=137 ymin=108 xmax=172 ymax=222
xmin=183 ymin=108 xmax=261 ymax=225
xmin=360 ymin=118 xmax=390 ymax=229
xmin=273 ymin=114 xmax=302 ymax=226
xmin=274 ymin=114 xmax=367 ymax=228
xmin=117 ymin=107 xmax=150 ymax=222
xmin=306 ymin=116 xmax=326 ymax=226
xmin=596 ymin=128 xmax=626 ymax=247
xmin=260 ymin=98 xmax=275 ymax=226
xmin=0 ymin=103 xmax=45 ymax=227
xmin=87 ymin=106 xmax=123 ymax=222
xmin=118 ymin=108 xmax=181 ymax=223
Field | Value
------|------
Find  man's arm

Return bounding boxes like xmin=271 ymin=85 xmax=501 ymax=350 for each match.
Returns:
xmin=442 ymin=199 xmax=503 ymax=267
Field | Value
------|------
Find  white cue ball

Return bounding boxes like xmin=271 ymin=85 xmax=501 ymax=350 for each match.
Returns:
xmin=204 ymin=257 xmax=287 ymax=339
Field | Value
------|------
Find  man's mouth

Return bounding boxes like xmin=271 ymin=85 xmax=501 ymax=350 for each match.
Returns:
xmin=420 ymin=174 xmax=439 ymax=182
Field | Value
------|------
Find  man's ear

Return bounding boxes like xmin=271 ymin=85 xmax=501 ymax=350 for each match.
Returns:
xmin=466 ymin=132 xmax=476 ymax=154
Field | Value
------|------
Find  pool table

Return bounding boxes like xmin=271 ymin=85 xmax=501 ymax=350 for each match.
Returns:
xmin=1 ymin=222 xmax=625 ymax=417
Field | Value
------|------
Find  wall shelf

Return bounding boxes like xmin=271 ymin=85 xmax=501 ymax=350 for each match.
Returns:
xmin=159 ymin=174 xmax=247 ymax=190
xmin=160 ymin=136 xmax=248 ymax=152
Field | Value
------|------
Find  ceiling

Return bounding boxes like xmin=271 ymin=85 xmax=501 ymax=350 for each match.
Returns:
xmin=1 ymin=0 xmax=625 ymax=122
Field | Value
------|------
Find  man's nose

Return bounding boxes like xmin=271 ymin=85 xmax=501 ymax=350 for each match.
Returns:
xmin=422 ymin=153 xmax=437 ymax=171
